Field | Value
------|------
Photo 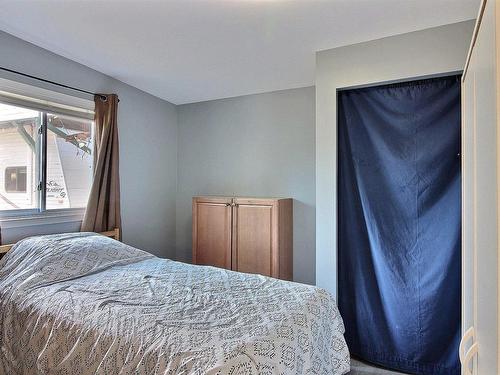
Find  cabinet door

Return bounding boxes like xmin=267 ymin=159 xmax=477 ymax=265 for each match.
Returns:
xmin=232 ymin=199 xmax=278 ymax=277
xmin=192 ymin=197 xmax=232 ymax=269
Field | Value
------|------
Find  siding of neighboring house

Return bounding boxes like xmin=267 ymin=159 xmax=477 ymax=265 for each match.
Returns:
xmin=55 ymin=136 xmax=92 ymax=208
xmin=47 ymin=134 xmax=69 ymax=209
xmin=0 ymin=126 xmax=36 ymax=210
xmin=0 ymin=126 xmax=92 ymax=210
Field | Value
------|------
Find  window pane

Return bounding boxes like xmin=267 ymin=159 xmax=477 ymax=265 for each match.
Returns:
xmin=0 ymin=103 xmax=39 ymax=210
xmin=46 ymin=113 xmax=93 ymax=209
xmin=5 ymin=166 xmax=27 ymax=192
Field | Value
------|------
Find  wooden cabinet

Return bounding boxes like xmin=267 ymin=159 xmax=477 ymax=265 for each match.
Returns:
xmin=192 ymin=196 xmax=292 ymax=280
xmin=192 ymin=197 xmax=232 ymax=269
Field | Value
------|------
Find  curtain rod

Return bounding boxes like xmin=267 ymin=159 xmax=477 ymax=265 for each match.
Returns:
xmin=0 ymin=66 xmax=108 ymax=101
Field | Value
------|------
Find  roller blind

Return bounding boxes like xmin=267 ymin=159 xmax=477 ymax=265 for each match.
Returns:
xmin=0 ymin=77 xmax=94 ymax=120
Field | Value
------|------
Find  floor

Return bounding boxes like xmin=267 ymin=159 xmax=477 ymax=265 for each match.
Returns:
xmin=348 ymin=358 xmax=409 ymax=375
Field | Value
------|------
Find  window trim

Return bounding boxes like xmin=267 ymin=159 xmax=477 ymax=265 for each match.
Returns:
xmin=0 ymin=77 xmax=94 ymax=120
xmin=0 ymin=207 xmax=85 ymax=228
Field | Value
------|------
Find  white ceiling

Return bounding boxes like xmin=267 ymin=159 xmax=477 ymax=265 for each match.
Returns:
xmin=0 ymin=0 xmax=478 ymax=105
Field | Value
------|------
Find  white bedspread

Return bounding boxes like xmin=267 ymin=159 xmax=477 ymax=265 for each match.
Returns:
xmin=0 ymin=233 xmax=349 ymax=374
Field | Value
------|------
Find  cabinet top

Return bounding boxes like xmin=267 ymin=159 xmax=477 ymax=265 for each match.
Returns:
xmin=193 ymin=196 xmax=292 ymax=202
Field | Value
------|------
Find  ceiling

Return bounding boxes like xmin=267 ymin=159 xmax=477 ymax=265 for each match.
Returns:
xmin=0 ymin=0 xmax=479 ymax=105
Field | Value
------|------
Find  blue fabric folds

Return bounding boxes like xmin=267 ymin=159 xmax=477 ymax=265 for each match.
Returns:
xmin=338 ymin=76 xmax=461 ymax=375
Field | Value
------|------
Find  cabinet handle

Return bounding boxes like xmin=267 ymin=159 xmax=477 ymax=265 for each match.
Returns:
xmin=459 ymin=327 xmax=475 ymax=364
xmin=225 ymin=203 xmax=231 ymax=207
xmin=463 ymin=342 xmax=478 ymax=375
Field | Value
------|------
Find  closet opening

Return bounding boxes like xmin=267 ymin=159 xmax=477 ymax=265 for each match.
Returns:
xmin=337 ymin=75 xmax=462 ymax=375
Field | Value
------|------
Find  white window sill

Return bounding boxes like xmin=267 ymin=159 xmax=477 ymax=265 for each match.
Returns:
xmin=0 ymin=209 xmax=85 ymax=229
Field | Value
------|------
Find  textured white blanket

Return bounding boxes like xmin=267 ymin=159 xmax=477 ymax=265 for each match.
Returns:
xmin=0 ymin=233 xmax=349 ymax=374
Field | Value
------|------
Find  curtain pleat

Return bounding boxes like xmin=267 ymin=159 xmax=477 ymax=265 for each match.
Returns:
xmin=81 ymin=94 xmax=121 ymax=236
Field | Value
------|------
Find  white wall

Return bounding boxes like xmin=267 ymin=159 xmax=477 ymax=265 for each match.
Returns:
xmin=315 ymin=20 xmax=475 ymax=297
xmin=177 ymin=87 xmax=316 ymax=284
xmin=0 ymin=30 xmax=178 ymax=258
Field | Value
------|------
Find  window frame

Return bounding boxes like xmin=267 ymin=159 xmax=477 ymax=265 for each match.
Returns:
xmin=0 ymin=79 xmax=94 ymax=219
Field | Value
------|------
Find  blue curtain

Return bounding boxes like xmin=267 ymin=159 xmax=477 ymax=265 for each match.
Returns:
xmin=338 ymin=76 xmax=461 ymax=375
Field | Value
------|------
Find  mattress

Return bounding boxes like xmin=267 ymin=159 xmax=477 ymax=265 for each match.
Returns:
xmin=0 ymin=233 xmax=349 ymax=374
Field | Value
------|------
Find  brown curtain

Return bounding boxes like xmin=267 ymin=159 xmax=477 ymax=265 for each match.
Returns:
xmin=81 ymin=94 xmax=121 ymax=236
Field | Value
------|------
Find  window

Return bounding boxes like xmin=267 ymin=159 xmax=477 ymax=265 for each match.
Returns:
xmin=5 ymin=166 xmax=27 ymax=193
xmin=0 ymin=80 xmax=94 ymax=213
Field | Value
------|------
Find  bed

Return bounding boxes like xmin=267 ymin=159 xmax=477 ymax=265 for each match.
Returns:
xmin=0 ymin=232 xmax=349 ymax=374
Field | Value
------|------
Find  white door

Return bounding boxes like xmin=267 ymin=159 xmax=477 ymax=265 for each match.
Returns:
xmin=460 ymin=1 xmax=499 ymax=374
xmin=461 ymin=48 xmax=477 ymax=375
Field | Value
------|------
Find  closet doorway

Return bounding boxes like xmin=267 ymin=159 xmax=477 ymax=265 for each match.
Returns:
xmin=337 ymin=75 xmax=461 ymax=375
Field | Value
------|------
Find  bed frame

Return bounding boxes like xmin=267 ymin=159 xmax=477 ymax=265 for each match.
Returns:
xmin=0 ymin=228 xmax=120 ymax=257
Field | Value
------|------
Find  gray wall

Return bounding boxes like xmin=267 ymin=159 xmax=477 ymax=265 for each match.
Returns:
xmin=0 ymin=30 xmax=178 ymax=258
xmin=0 ymin=21 xmax=476 ymax=289
xmin=315 ymin=20 xmax=475 ymax=297
xmin=177 ymin=87 xmax=316 ymax=284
